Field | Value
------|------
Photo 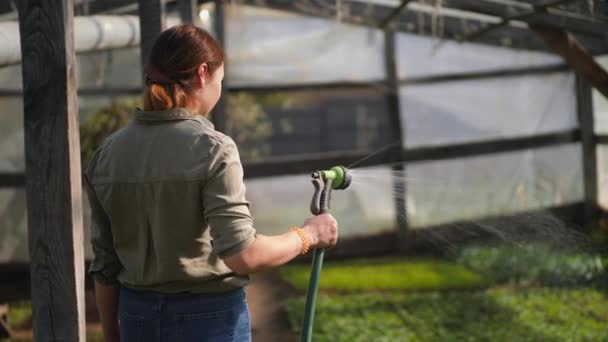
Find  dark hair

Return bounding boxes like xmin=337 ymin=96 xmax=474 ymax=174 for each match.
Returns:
xmin=143 ymin=24 xmax=224 ymax=111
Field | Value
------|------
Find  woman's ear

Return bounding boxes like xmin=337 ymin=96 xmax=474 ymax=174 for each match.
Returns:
xmin=197 ymin=63 xmax=209 ymax=88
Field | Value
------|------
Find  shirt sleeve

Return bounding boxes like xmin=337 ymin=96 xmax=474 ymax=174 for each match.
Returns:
xmin=85 ymin=173 xmax=122 ymax=285
xmin=203 ymin=137 xmax=257 ymax=258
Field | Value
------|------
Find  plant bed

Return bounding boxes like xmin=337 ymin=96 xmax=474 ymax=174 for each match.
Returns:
xmin=281 ymin=245 xmax=608 ymax=341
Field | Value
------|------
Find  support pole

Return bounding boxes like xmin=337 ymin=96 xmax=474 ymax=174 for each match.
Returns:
xmin=138 ymin=0 xmax=165 ymax=79
xmin=178 ymin=0 xmax=199 ymax=25
xmin=212 ymin=0 xmax=227 ymax=133
xmin=384 ymin=29 xmax=408 ymax=240
xmin=576 ymin=74 xmax=598 ymax=231
xmin=17 ymin=0 xmax=85 ymax=340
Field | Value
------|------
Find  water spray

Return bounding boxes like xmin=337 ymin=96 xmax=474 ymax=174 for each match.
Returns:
xmin=301 ymin=165 xmax=352 ymax=342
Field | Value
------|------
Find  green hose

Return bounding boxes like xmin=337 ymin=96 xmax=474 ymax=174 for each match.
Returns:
xmin=301 ymin=249 xmax=324 ymax=342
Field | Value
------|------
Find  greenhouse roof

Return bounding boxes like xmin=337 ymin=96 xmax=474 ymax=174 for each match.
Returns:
xmin=1 ymin=0 xmax=606 ymax=54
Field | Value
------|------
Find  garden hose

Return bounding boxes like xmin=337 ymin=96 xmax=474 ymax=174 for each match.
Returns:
xmin=302 ymin=166 xmax=352 ymax=342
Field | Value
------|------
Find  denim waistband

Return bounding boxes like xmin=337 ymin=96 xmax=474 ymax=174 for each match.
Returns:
xmin=120 ymin=286 xmax=245 ymax=304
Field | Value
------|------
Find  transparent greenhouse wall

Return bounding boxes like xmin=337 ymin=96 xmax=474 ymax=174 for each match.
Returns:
xmin=224 ymin=5 xmax=386 ymax=86
xmin=394 ymin=32 xmax=562 ymax=79
xmin=398 ymin=72 xmax=577 ymax=147
xmin=0 ymin=189 xmax=27 ymax=263
xmin=406 ymin=144 xmax=583 ymax=228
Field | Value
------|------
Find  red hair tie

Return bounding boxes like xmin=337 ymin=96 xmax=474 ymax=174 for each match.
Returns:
xmin=144 ymin=64 xmax=175 ymax=85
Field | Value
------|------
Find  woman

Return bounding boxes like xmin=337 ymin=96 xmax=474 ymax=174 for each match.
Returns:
xmin=85 ymin=24 xmax=338 ymax=342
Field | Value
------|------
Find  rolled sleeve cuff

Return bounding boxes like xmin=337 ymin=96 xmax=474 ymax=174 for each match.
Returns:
xmin=88 ymin=258 xmax=122 ymax=286
xmin=214 ymin=223 xmax=257 ymax=258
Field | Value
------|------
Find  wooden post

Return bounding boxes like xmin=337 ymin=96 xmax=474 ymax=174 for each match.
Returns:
xmin=212 ymin=0 xmax=227 ymax=133
xmin=17 ymin=0 xmax=86 ymax=341
xmin=384 ymin=29 xmax=408 ymax=239
xmin=178 ymin=0 xmax=199 ymax=24
xmin=138 ymin=0 xmax=166 ymax=77
xmin=576 ymin=74 xmax=598 ymax=231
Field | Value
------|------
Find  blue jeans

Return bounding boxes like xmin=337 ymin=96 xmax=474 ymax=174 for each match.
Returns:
xmin=119 ymin=286 xmax=251 ymax=342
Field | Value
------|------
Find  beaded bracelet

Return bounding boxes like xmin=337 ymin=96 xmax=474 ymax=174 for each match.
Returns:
xmin=290 ymin=227 xmax=310 ymax=255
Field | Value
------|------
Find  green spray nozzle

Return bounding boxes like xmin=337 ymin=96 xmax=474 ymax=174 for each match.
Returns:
xmin=312 ymin=166 xmax=352 ymax=190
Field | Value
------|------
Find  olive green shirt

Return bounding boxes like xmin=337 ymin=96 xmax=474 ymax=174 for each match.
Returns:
xmin=85 ymin=108 xmax=256 ymax=293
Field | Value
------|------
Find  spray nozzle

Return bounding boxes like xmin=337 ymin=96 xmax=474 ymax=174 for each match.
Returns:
xmin=310 ymin=166 xmax=351 ymax=215
xmin=312 ymin=166 xmax=352 ymax=190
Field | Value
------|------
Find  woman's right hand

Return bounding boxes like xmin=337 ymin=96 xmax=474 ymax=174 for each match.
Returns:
xmin=301 ymin=213 xmax=338 ymax=249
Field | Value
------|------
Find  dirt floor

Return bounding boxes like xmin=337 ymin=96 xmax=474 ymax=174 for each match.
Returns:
xmin=247 ymin=270 xmax=297 ymax=342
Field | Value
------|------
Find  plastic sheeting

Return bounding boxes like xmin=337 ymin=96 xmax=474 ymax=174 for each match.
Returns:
xmin=399 ymin=72 xmax=577 ymax=147
xmin=0 ymin=189 xmax=27 ymax=263
xmin=0 ymin=188 xmax=94 ymax=263
xmin=224 ymin=5 xmax=562 ymax=86
xmin=406 ymin=144 xmax=583 ymax=227
xmin=0 ymin=97 xmax=24 ymax=172
xmin=224 ymin=5 xmax=386 ymax=86
xmin=395 ymin=33 xmax=562 ymax=79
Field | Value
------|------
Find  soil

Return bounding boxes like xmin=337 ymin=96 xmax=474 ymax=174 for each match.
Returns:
xmin=247 ymin=270 xmax=298 ymax=342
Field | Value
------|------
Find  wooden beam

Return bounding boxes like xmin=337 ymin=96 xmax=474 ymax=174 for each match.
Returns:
xmin=0 ymin=173 xmax=25 ymax=188
xmin=399 ymin=63 xmax=570 ymax=85
xmin=400 ymin=130 xmax=579 ymax=162
xmin=242 ymin=130 xmax=579 ymax=179
xmin=17 ymin=0 xmax=86 ymax=341
xmin=441 ymin=0 xmax=608 ymax=37
xmin=596 ymin=135 xmax=608 ymax=144
xmin=138 ymin=0 xmax=165 ymax=74
xmin=531 ymin=24 xmax=608 ymax=99
xmin=178 ymin=0 xmax=199 ymax=24
xmin=576 ymin=74 xmax=598 ymax=231
xmin=243 ymin=149 xmax=389 ymax=179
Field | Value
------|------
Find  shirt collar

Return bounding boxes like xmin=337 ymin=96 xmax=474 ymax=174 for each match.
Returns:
xmin=134 ymin=107 xmax=214 ymax=129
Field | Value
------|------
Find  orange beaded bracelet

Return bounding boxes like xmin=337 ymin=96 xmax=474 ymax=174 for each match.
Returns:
xmin=291 ymin=227 xmax=310 ymax=255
